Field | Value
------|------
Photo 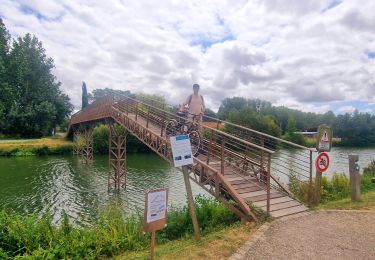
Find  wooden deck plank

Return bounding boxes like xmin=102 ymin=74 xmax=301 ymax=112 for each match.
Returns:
xmin=229 ymin=179 xmax=258 ymax=185
xmin=231 ymin=182 xmax=261 ymax=189
xmin=235 ymin=186 xmax=263 ymax=194
xmin=241 ymin=189 xmax=280 ymax=198
xmin=245 ymin=192 xmax=285 ymax=202
xmin=270 ymin=205 xmax=308 ymax=218
xmin=260 ymin=200 xmax=302 ymax=212
xmin=252 ymin=196 xmax=295 ymax=207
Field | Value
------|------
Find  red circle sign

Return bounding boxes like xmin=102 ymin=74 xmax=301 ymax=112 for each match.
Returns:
xmin=316 ymin=152 xmax=330 ymax=172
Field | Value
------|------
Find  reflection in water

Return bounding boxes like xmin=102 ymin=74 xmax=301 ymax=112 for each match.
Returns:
xmin=0 ymin=154 xmax=208 ymax=225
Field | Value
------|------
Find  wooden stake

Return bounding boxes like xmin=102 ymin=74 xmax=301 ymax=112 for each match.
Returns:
xmin=150 ymin=231 xmax=156 ymax=260
xmin=349 ymin=155 xmax=361 ymax=201
xmin=182 ymin=166 xmax=201 ymax=240
xmin=315 ymin=171 xmax=322 ymax=205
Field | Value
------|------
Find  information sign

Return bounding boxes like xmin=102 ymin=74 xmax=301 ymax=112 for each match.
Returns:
xmin=316 ymin=125 xmax=333 ymax=152
xmin=143 ymin=189 xmax=168 ymax=233
xmin=170 ymin=135 xmax=194 ymax=167
xmin=316 ymin=152 xmax=330 ymax=172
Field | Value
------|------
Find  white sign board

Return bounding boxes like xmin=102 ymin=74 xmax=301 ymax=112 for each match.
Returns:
xmin=146 ymin=189 xmax=168 ymax=223
xmin=170 ymin=135 xmax=194 ymax=167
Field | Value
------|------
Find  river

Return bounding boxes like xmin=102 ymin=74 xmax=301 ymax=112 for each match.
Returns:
xmin=0 ymin=147 xmax=374 ymax=224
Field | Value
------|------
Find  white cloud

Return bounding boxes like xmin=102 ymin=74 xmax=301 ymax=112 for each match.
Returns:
xmin=0 ymin=0 xmax=374 ymax=112
xmin=338 ymin=105 xmax=356 ymax=113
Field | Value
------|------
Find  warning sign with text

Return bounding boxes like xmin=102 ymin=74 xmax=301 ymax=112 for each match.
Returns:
xmin=316 ymin=125 xmax=333 ymax=152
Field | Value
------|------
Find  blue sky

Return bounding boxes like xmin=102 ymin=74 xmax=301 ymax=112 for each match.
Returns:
xmin=0 ymin=0 xmax=374 ymax=114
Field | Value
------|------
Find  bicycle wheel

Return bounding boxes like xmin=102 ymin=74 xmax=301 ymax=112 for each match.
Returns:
xmin=188 ymin=130 xmax=201 ymax=156
xmin=165 ymin=119 xmax=179 ymax=138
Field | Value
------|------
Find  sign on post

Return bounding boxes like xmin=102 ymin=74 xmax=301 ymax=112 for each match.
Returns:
xmin=316 ymin=152 xmax=330 ymax=172
xmin=316 ymin=125 xmax=333 ymax=152
xmin=170 ymin=135 xmax=194 ymax=167
xmin=144 ymin=189 xmax=168 ymax=260
xmin=144 ymin=189 xmax=168 ymax=233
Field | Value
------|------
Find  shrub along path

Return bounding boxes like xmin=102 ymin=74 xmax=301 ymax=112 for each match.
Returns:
xmin=232 ymin=210 xmax=375 ymax=260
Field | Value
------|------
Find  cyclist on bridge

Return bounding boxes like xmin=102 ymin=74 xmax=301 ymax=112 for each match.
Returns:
xmin=181 ymin=83 xmax=206 ymax=132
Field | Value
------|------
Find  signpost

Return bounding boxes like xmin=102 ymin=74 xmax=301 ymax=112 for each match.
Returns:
xmin=314 ymin=125 xmax=333 ymax=205
xmin=170 ymin=135 xmax=201 ymax=240
xmin=170 ymin=135 xmax=194 ymax=167
xmin=144 ymin=189 xmax=168 ymax=260
xmin=316 ymin=152 xmax=330 ymax=172
xmin=317 ymin=125 xmax=333 ymax=152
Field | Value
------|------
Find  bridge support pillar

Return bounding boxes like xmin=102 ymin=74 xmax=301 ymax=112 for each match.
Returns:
xmin=81 ymin=127 xmax=94 ymax=164
xmin=73 ymin=131 xmax=82 ymax=155
xmin=108 ymin=124 xmax=127 ymax=190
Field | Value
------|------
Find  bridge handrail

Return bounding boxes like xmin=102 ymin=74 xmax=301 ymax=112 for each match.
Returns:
xmin=133 ymin=93 xmax=314 ymax=151
xmin=112 ymin=94 xmax=275 ymax=154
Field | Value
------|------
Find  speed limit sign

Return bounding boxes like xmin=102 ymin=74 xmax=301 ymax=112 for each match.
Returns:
xmin=316 ymin=152 xmax=330 ymax=172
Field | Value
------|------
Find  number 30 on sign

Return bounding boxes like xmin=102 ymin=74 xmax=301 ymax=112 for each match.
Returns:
xmin=316 ymin=152 xmax=330 ymax=172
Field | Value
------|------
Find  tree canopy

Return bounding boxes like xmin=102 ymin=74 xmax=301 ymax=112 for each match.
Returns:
xmin=218 ymin=96 xmax=375 ymax=146
xmin=0 ymin=19 xmax=72 ymax=137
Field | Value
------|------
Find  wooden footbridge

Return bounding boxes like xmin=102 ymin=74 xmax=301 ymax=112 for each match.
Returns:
xmin=68 ymin=95 xmax=315 ymax=222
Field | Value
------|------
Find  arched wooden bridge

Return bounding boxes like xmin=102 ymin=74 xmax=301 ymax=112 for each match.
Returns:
xmin=68 ymin=95 xmax=314 ymax=222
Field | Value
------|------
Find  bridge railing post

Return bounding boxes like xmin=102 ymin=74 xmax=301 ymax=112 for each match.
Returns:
xmin=221 ymin=138 xmax=225 ymax=175
xmin=267 ymin=153 xmax=271 ymax=213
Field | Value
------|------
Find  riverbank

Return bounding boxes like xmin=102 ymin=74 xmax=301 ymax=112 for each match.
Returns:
xmin=0 ymin=137 xmax=73 ymax=156
xmin=0 ymin=196 xmax=248 ymax=259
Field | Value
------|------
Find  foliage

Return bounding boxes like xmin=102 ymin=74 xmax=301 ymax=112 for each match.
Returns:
xmin=92 ymin=124 xmax=150 ymax=154
xmin=290 ymin=161 xmax=375 ymax=204
xmin=225 ymin=108 xmax=281 ymax=137
xmin=0 ymin=196 xmax=240 ymax=259
xmin=92 ymin=88 xmax=133 ymax=101
xmin=217 ymin=96 xmax=375 ymax=147
xmin=0 ymin=19 xmax=72 ymax=138
xmin=82 ymin=81 xmax=88 ymax=109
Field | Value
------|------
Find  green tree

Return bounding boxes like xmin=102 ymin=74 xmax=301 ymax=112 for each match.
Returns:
xmin=92 ymin=88 xmax=133 ymax=101
xmin=0 ymin=18 xmax=13 ymax=132
xmin=82 ymin=82 xmax=88 ymax=109
xmin=3 ymin=31 xmax=72 ymax=137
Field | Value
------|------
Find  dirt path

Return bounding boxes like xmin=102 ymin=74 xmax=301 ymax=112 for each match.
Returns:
xmin=232 ymin=211 xmax=375 ymax=260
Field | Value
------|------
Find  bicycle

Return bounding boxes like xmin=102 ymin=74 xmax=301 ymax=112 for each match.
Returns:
xmin=164 ymin=111 xmax=202 ymax=156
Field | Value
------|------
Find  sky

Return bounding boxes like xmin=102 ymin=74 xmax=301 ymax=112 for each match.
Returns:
xmin=0 ymin=0 xmax=374 ymax=114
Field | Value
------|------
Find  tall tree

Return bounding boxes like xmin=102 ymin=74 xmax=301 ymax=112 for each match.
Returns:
xmin=82 ymin=82 xmax=88 ymax=109
xmin=0 ymin=18 xmax=13 ymax=131
xmin=2 ymin=29 xmax=72 ymax=137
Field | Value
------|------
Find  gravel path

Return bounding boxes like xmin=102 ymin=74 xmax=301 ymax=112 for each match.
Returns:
xmin=235 ymin=211 xmax=375 ymax=260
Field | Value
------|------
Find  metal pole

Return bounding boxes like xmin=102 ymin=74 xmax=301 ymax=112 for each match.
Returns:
xmin=182 ymin=166 xmax=201 ymax=240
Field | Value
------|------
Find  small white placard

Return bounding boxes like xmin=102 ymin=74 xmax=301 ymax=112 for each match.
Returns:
xmin=170 ymin=135 xmax=194 ymax=167
xmin=146 ymin=190 xmax=167 ymax=223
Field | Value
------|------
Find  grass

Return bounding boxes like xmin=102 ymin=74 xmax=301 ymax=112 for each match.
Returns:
xmin=0 ymin=136 xmax=74 ymax=156
xmin=119 ymin=222 xmax=258 ymax=260
xmin=0 ymin=196 xmax=247 ymax=259
xmin=289 ymin=160 xmax=375 ymax=205
xmin=318 ymin=190 xmax=375 ymax=210
xmin=0 ymin=136 xmax=72 ymax=150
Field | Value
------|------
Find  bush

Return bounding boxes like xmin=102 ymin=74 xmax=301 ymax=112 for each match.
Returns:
xmin=290 ymin=162 xmax=375 ymax=204
xmin=0 ymin=196 xmax=240 ymax=258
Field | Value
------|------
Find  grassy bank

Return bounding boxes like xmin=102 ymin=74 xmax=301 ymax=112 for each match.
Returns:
xmin=318 ymin=190 xmax=375 ymax=210
xmin=290 ymin=160 xmax=375 ymax=204
xmin=0 ymin=196 xmax=245 ymax=259
xmin=0 ymin=137 xmax=73 ymax=156
xmin=120 ymin=222 xmax=257 ymax=260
